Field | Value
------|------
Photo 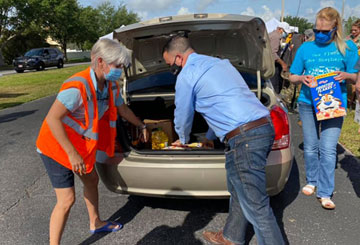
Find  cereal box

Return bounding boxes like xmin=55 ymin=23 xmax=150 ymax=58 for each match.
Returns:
xmin=309 ymin=72 xmax=346 ymax=121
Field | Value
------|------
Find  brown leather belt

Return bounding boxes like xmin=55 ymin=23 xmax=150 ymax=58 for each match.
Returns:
xmin=226 ymin=117 xmax=270 ymax=140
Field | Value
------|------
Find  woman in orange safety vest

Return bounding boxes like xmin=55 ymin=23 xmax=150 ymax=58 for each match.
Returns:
xmin=36 ymin=38 xmax=148 ymax=244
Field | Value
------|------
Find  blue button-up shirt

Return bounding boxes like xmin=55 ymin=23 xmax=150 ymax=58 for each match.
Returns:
xmin=174 ymin=53 xmax=269 ymax=143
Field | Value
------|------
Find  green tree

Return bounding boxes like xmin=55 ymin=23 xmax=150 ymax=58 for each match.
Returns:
xmin=75 ymin=6 xmax=101 ymax=50
xmin=0 ymin=0 xmax=47 ymax=64
xmin=97 ymin=1 xmax=139 ymax=37
xmin=40 ymin=0 xmax=81 ymax=60
xmin=283 ymin=16 xmax=313 ymax=34
xmin=73 ymin=2 xmax=139 ymax=51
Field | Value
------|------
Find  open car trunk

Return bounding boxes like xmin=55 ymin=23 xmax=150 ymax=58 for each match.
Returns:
xmin=116 ymin=70 xmax=273 ymax=155
xmin=113 ymin=14 xmax=276 ymax=155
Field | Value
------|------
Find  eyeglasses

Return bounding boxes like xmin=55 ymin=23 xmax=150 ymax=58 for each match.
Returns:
xmin=313 ymin=27 xmax=336 ymax=34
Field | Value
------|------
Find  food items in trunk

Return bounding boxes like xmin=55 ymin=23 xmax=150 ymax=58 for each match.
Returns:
xmin=186 ymin=142 xmax=203 ymax=148
xmin=151 ymin=128 xmax=169 ymax=150
xmin=144 ymin=119 xmax=176 ymax=143
xmin=163 ymin=142 xmax=204 ymax=150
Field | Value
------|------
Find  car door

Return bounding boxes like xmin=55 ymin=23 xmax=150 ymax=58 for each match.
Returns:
xmin=42 ymin=49 xmax=51 ymax=66
xmin=49 ymin=49 xmax=58 ymax=66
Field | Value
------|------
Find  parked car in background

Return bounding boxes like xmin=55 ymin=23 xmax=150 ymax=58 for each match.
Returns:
xmin=96 ymin=13 xmax=293 ymax=198
xmin=13 ymin=47 xmax=64 ymax=73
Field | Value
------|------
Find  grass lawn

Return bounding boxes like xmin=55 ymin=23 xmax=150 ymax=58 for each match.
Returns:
xmin=0 ymin=64 xmax=89 ymax=110
xmin=339 ymin=110 xmax=360 ymax=158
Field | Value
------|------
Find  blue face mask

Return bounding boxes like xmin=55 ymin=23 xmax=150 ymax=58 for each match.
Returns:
xmin=104 ymin=68 xmax=122 ymax=81
xmin=314 ymin=27 xmax=336 ymax=45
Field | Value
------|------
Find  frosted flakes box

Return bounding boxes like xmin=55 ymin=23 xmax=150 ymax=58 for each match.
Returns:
xmin=309 ymin=72 xmax=346 ymax=121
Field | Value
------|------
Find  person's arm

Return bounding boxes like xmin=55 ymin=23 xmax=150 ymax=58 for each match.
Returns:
xmin=276 ymin=58 xmax=288 ymax=72
xmin=333 ymin=71 xmax=357 ymax=84
xmin=117 ymin=104 xmax=148 ymax=142
xmin=288 ymin=74 xmax=314 ymax=87
xmin=356 ymin=72 xmax=360 ymax=97
xmin=205 ymin=127 xmax=216 ymax=140
xmin=355 ymin=59 xmax=360 ymax=96
xmin=338 ymin=40 xmax=360 ymax=84
xmin=173 ymin=76 xmax=195 ymax=145
xmin=46 ymin=99 xmax=86 ymax=175
xmin=288 ymin=44 xmax=312 ymax=85
xmin=202 ymin=127 xmax=216 ymax=149
xmin=270 ymin=32 xmax=288 ymax=71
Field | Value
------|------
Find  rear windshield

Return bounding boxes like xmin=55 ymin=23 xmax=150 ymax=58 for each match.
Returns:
xmin=25 ymin=49 xmax=43 ymax=56
xmin=127 ymin=71 xmax=265 ymax=94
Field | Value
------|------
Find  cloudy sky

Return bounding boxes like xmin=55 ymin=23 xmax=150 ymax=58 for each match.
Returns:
xmin=78 ymin=0 xmax=360 ymax=23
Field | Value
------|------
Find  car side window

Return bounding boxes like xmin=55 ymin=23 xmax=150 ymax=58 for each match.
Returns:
xmin=43 ymin=49 xmax=49 ymax=56
xmin=49 ymin=49 xmax=57 ymax=56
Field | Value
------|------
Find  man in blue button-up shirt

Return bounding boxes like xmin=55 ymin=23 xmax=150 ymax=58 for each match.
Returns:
xmin=163 ymin=36 xmax=284 ymax=245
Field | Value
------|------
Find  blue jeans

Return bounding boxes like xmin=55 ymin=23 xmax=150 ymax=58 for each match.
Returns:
xmin=298 ymin=102 xmax=343 ymax=198
xmin=222 ymin=122 xmax=284 ymax=245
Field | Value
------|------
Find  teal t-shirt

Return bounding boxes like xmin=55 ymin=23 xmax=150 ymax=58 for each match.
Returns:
xmin=290 ymin=40 xmax=359 ymax=108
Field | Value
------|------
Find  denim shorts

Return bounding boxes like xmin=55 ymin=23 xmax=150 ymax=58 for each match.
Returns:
xmin=40 ymin=154 xmax=74 ymax=188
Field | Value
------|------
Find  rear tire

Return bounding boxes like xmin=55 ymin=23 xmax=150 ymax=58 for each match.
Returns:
xmin=15 ymin=70 xmax=24 ymax=73
xmin=57 ymin=59 xmax=64 ymax=68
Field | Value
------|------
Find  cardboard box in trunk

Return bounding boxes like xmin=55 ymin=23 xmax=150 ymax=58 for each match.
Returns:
xmin=144 ymin=119 xmax=177 ymax=144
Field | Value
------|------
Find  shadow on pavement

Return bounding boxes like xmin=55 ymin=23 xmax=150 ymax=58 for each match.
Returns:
xmin=270 ymin=157 xmax=300 ymax=245
xmin=79 ymin=196 xmax=228 ymax=245
xmin=79 ymin=196 xmax=146 ymax=245
xmin=0 ymin=109 xmax=37 ymax=123
xmin=0 ymin=93 xmax=27 ymax=98
xmin=337 ymin=144 xmax=360 ymax=198
xmin=136 ymin=198 xmax=223 ymax=245
xmin=80 ymin=158 xmax=300 ymax=244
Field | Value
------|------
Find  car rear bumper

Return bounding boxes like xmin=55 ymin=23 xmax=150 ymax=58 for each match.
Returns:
xmin=96 ymin=147 xmax=293 ymax=198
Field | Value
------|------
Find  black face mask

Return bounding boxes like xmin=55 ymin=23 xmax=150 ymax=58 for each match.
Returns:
xmin=170 ymin=56 xmax=182 ymax=76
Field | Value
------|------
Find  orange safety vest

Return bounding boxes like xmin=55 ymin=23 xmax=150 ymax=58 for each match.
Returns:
xmin=36 ymin=67 xmax=119 ymax=173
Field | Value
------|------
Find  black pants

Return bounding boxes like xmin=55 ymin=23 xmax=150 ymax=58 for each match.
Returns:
xmin=269 ymin=63 xmax=283 ymax=94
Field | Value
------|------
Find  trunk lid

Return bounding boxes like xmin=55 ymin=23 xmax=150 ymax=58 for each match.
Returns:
xmin=114 ymin=13 xmax=275 ymax=84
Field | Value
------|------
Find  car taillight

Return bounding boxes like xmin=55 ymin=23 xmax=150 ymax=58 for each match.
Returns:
xmin=270 ymin=105 xmax=290 ymax=150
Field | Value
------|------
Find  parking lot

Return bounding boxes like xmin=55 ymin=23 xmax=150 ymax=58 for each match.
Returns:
xmin=0 ymin=95 xmax=360 ymax=244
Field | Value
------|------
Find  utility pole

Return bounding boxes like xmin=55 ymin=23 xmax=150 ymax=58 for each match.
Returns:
xmin=281 ymin=0 xmax=284 ymax=22
xmin=341 ymin=0 xmax=345 ymax=21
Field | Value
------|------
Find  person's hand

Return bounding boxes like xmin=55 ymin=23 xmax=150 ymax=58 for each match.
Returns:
xmin=171 ymin=139 xmax=183 ymax=146
xmin=281 ymin=64 xmax=288 ymax=72
xmin=300 ymin=75 xmax=315 ymax=87
xmin=202 ymin=138 xmax=214 ymax=149
xmin=334 ymin=71 xmax=348 ymax=82
xmin=68 ymin=150 xmax=86 ymax=175
xmin=139 ymin=128 xmax=149 ymax=142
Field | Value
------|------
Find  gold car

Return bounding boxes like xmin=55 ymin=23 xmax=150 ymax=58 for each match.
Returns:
xmin=96 ymin=13 xmax=293 ymax=198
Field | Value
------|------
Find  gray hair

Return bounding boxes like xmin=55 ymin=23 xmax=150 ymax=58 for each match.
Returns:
xmin=91 ymin=38 xmax=131 ymax=69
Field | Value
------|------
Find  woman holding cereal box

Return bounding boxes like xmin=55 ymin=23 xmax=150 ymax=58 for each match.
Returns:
xmin=288 ymin=7 xmax=359 ymax=209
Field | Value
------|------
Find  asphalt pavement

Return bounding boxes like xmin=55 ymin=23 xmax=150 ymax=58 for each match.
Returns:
xmin=0 ymin=95 xmax=360 ymax=245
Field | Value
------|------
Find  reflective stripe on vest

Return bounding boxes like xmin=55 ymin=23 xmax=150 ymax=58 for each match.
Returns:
xmin=62 ymin=116 xmax=98 ymax=140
